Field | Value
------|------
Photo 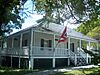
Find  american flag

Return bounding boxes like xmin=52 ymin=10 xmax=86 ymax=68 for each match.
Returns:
xmin=58 ymin=26 xmax=67 ymax=43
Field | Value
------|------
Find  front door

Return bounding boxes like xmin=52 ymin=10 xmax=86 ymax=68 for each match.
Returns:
xmin=70 ymin=43 xmax=74 ymax=52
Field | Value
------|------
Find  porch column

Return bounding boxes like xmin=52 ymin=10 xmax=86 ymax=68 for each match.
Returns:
xmin=68 ymin=37 xmax=70 ymax=66
xmin=75 ymin=54 xmax=77 ymax=66
xmin=53 ymin=58 xmax=55 ymax=68
xmin=20 ymin=33 xmax=23 ymax=48
xmin=53 ymin=34 xmax=56 ymax=68
xmin=19 ymin=33 xmax=23 ymax=68
xmin=29 ymin=28 xmax=33 ymax=69
xmin=68 ymin=58 xmax=70 ymax=66
xmin=11 ymin=56 xmax=12 ymax=67
xmin=18 ymin=57 xmax=20 ymax=68
xmin=12 ymin=37 xmax=14 ymax=48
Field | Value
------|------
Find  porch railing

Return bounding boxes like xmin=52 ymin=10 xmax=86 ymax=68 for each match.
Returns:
xmin=32 ymin=46 xmax=69 ymax=57
xmin=0 ymin=46 xmax=69 ymax=57
xmin=0 ymin=47 xmax=29 ymax=56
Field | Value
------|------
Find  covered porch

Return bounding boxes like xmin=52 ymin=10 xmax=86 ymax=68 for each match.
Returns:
xmin=0 ymin=24 xmax=99 ymax=69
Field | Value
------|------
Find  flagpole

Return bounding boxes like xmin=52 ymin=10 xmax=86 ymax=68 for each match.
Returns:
xmin=53 ymin=26 xmax=67 ymax=68
xmin=53 ymin=33 xmax=58 ymax=68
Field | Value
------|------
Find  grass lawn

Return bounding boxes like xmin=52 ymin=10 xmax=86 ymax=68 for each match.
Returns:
xmin=50 ymin=67 xmax=100 ymax=75
xmin=0 ymin=67 xmax=34 ymax=75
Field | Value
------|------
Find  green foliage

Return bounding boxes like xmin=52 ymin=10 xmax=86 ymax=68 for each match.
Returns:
xmin=81 ymin=48 xmax=100 ymax=65
xmin=0 ymin=0 xmax=100 ymax=37
xmin=0 ymin=69 xmax=32 ymax=75
xmin=76 ymin=18 xmax=100 ymax=35
xmin=0 ymin=67 xmax=33 ymax=75
xmin=76 ymin=18 xmax=100 ymax=41
xmin=0 ymin=0 xmax=100 ymax=36
xmin=92 ymin=55 xmax=100 ymax=65
xmin=87 ymin=26 xmax=100 ymax=40
xmin=34 ymin=0 xmax=100 ymax=25
xmin=0 ymin=0 xmax=24 ymax=37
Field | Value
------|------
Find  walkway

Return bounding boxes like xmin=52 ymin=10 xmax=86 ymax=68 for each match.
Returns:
xmin=25 ymin=65 xmax=99 ymax=75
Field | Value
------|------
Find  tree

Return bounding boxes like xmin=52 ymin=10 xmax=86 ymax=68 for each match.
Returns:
xmin=0 ymin=0 xmax=100 ymax=37
xmin=34 ymin=0 xmax=100 ymax=25
xmin=0 ymin=0 xmax=27 ymax=37
xmin=76 ymin=18 xmax=100 ymax=41
xmin=87 ymin=26 xmax=100 ymax=41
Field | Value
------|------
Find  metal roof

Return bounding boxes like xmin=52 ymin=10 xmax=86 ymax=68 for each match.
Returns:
xmin=45 ymin=23 xmax=98 ymax=42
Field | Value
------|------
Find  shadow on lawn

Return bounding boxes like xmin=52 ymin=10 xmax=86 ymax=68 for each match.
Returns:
xmin=51 ymin=68 xmax=100 ymax=75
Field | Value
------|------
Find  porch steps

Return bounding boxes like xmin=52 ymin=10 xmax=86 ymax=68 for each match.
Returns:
xmin=69 ymin=50 xmax=87 ymax=66
xmin=76 ymin=53 xmax=87 ymax=66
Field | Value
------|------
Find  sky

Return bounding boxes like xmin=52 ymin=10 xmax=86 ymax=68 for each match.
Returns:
xmin=13 ymin=0 xmax=79 ymax=33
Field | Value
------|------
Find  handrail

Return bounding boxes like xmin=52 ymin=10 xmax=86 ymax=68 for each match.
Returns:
xmin=77 ymin=48 xmax=87 ymax=58
xmin=69 ymin=50 xmax=76 ymax=63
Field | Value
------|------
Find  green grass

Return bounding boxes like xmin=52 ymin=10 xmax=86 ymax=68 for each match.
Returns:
xmin=1 ymin=67 xmax=100 ymax=75
xmin=50 ymin=67 xmax=100 ymax=75
xmin=0 ymin=69 xmax=33 ymax=75
xmin=0 ymin=67 xmax=34 ymax=75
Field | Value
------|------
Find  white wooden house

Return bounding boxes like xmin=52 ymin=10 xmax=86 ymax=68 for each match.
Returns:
xmin=0 ymin=23 xmax=98 ymax=69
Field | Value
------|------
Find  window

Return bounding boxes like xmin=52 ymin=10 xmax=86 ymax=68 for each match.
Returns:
xmin=22 ymin=39 xmax=28 ymax=46
xmin=40 ymin=39 xmax=52 ymax=50
xmin=48 ymin=40 xmax=52 ymax=48
xmin=70 ymin=43 xmax=74 ymax=52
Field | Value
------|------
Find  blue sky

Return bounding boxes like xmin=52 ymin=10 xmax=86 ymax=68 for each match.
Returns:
xmin=13 ymin=0 xmax=79 ymax=33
